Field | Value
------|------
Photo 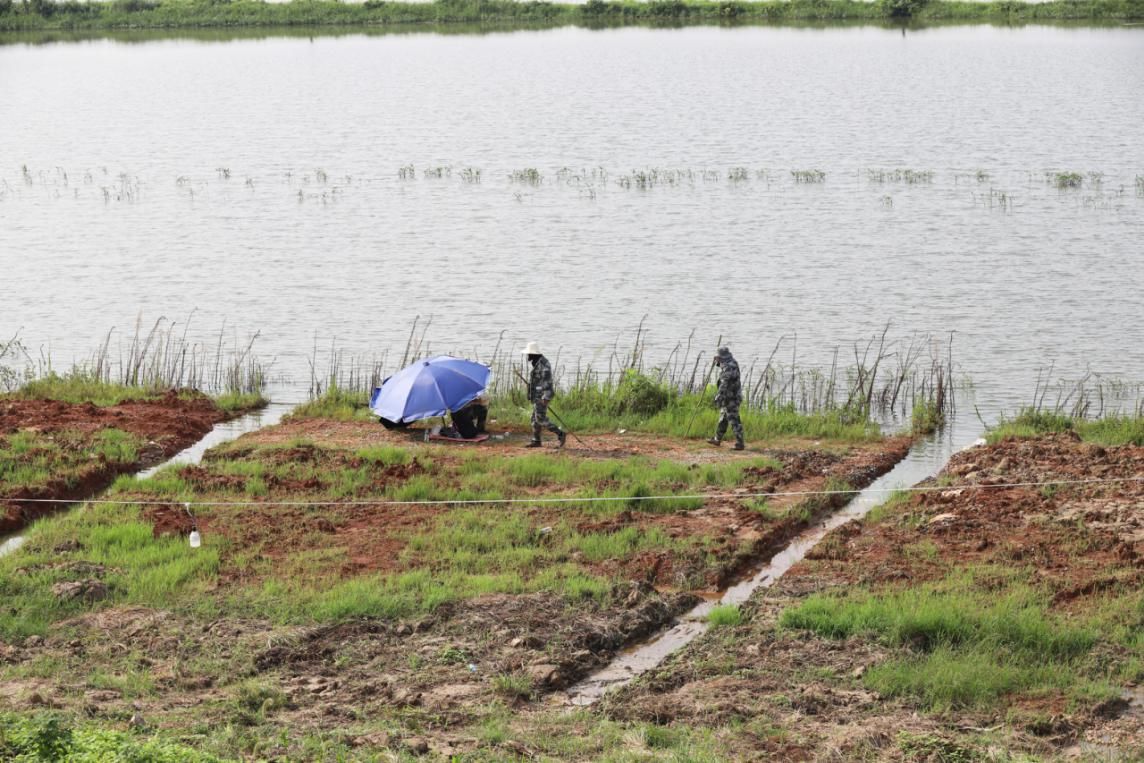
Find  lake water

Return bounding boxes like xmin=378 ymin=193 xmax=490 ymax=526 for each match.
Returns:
xmin=2 ymin=24 xmax=1142 ymax=420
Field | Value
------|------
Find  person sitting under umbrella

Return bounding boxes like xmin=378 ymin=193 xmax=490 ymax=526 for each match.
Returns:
xmin=369 ymin=356 xmax=492 ymax=436
xmin=442 ymin=394 xmax=489 ymax=440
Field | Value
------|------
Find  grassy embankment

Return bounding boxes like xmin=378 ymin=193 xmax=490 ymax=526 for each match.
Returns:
xmin=0 ymin=0 xmax=1141 ymax=33
xmin=11 ymin=374 xmax=264 ymax=415
xmin=1 ymin=319 xmax=267 ymax=506
xmin=1 ymin=376 xmax=264 ymax=505
xmin=782 ymin=412 xmax=1144 ymax=710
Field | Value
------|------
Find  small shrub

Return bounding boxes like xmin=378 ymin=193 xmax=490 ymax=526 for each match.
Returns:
xmin=614 ymin=370 xmax=671 ymax=417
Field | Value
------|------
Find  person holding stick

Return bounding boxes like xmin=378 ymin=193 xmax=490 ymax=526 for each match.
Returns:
xmin=522 ymin=341 xmax=566 ymax=449
xmin=708 ymin=346 xmax=745 ymax=450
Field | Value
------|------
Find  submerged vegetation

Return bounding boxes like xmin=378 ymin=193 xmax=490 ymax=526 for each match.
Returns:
xmin=0 ymin=0 xmax=1140 ymax=33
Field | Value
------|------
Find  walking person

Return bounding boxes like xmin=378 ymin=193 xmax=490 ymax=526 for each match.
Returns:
xmin=522 ymin=342 xmax=566 ymax=448
xmin=708 ymin=346 xmax=745 ymax=450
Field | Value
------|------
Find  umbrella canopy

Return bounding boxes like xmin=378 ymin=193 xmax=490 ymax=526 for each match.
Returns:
xmin=369 ymin=355 xmax=491 ymax=424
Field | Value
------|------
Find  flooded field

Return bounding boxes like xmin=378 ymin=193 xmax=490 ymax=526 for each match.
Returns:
xmin=2 ymin=24 xmax=1143 ymax=419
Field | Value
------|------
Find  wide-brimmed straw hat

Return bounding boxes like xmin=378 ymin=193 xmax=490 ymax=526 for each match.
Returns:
xmin=521 ymin=341 xmax=542 ymax=355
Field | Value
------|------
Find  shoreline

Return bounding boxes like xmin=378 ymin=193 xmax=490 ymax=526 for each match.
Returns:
xmin=2 ymin=0 xmax=1141 ymax=36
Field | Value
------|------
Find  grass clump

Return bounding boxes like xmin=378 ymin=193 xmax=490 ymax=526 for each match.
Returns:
xmin=491 ymin=673 xmax=534 ymax=700
xmin=706 ymin=604 xmax=742 ymax=628
xmin=988 ymin=408 xmax=1144 ymax=446
xmin=910 ymin=399 xmax=944 ymax=435
xmin=287 ymin=385 xmax=371 ymax=421
xmin=11 ymin=373 xmax=169 ymax=406
xmin=211 ymin=390 xmax=266 ymax=413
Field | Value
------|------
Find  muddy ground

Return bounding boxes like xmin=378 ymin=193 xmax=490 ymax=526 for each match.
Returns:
xmin=604 ymin=432 xmax=1144 ymax=761
xmin=0 ymin=391 xmax=239 ymax=533
xmin=0 ymin=419 xmax=914 ymax=760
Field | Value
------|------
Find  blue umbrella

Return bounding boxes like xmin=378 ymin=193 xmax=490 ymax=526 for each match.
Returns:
xmin=369 ymin=355 xmax=491 ymax=424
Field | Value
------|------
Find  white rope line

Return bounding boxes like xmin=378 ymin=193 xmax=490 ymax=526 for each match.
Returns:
xmin=3 ymin=476 xmax=1142 ymax=509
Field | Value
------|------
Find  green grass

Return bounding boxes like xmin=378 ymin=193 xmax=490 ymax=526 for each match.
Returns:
xmin=286 ymin=386 xmax=373 ymax=422
xmin=212 ymin=391 xmax=267 ymax=414
xmin=863 ymin=489 xmax=912 ymax=524
xmin=8 ymin=372 xmax=263 ymax=414
xmin=910 ymin=399 xmax=944 ymax=435
xmin=988 ymin=408 xmax=1144 ymax=446
xmin=0 ymin=712 xmax=232 ymax=762
xmin=1 ymin=0 xmax=1139 ymax=34
xmin=10 ymin=374 xmax=170 ymax=406
xmin=706 ymin=603 xmax=742 ymax=627
xmin=1 ymin=429 xmax=144 ymax=495
xmin=778 ymin=571 xmax=1117 ymax=710
xmin=492 ymin=390 xmax=879 ymax=442
xmin=0 ymin=502 xmax=220 ymax=639
xmin=297 ymin=374 xmax=880 ymax=442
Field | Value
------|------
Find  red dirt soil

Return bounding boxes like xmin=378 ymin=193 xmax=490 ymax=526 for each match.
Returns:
xmin=1 ymin=391 xmax=234 ymax=534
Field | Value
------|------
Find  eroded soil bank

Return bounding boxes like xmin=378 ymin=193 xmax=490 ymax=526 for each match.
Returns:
xmin=602 ymin=432 xmax=1144 ymax=761
xmin=1 ymin=391 xmax=245 ymax=534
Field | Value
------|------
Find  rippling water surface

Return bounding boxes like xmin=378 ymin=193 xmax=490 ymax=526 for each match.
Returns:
xmin=2 ymin=25 xmax=1142 ymax=416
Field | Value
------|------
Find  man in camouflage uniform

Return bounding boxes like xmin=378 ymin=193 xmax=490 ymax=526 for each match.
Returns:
xmin=523 ymin=342 xmax=566 ymax=448
xmin=708 ymin=346 xmax=745 ymax=450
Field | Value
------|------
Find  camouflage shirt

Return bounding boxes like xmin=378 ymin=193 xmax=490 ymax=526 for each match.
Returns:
xmin=715 ymin=356 xmax=742 ymax=407
xmin=528 ymin=355 xmax=555 ymax=403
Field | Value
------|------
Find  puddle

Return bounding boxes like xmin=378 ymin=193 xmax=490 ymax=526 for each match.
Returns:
xmin=562 ymin=421 xmax=984 ymax=706
xmin=138 ymin=402 xmax=291 ymax=478
xmin=1 ymin=402 xmax=293 ymax=559
xmin=0 ymin=535 xmax=26 ymax=560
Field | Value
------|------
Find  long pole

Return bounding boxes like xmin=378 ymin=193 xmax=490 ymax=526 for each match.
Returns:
xmin=685 ymin=363 xmax=717 ymax=437
xmin=514 ymin=369 xmax=589 ymax=449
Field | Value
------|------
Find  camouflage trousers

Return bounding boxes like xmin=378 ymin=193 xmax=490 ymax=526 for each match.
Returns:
xmin=715 ymin=402 xmax=744 ymax=446
xmin=531 ymin=400 xmax=563 ymax=442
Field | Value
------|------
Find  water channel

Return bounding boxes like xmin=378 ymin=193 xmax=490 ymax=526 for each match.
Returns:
xmin=0 ymin=401 xmax=293 ymax=559
xmin=563 ymin=420 xmax=982 ymax=705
